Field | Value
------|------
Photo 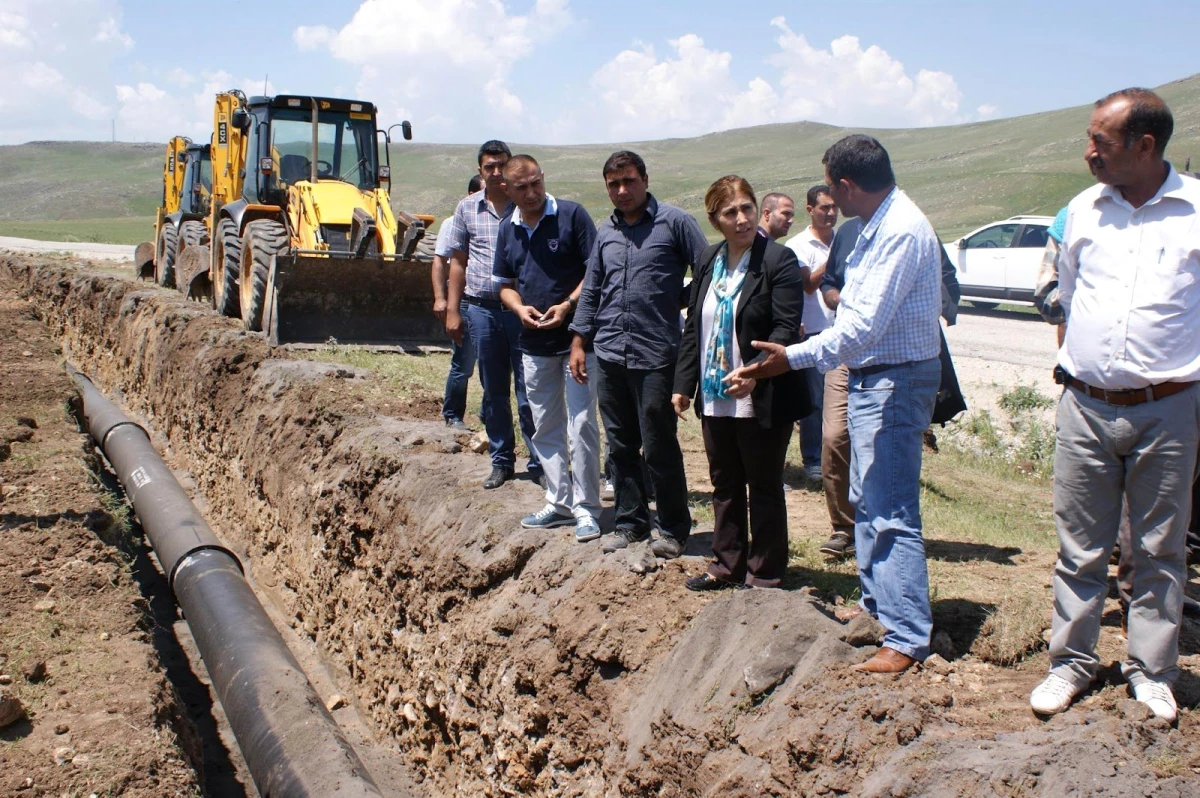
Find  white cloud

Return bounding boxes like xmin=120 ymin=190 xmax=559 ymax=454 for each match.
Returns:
xmin=293 ymin=0 xmax=573 ymax=141
xmin=113 ymin=72 xmax=279 ymax=145
xmin=977 ymin=103 xmax=1000 ymax=121
xmin=0 ymin=0 xmax=134 ymax=142
xmin=554 ymin=16 xmax=973 ymax=143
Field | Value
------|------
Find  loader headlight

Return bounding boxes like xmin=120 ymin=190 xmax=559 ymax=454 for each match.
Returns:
xmin=378 ymin=165 xmax=390 ymax=183
xmin=260 ymin=157 xmax=273 ymax=175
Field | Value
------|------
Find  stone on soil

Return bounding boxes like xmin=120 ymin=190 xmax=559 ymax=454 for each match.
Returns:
xmin=0 ymin=687 xmax=25 ymax=727
xmin=840 ymin=611 xmax=887 ymax=647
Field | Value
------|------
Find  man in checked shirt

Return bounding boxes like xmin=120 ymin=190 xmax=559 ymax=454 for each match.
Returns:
xmin=444 ymin=140 xmax=541 ymax=490
xmin=729 ymin=135 xmax=943 ymax=674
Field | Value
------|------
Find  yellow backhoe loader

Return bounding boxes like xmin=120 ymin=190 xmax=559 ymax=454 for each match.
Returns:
xmin=183 ymin=89 xmax=438 ymax=346
xmin=136 ymin=137 xmax=211 ymax=286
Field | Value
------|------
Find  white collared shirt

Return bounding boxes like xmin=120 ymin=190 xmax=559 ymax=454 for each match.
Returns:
xmin=513 ymin=193 xmax=557 ymax=235
xmin=1059 ymin=166 xmax=1200 ymax=390
xmin=784 ymin=226 xmax=834 ymax=334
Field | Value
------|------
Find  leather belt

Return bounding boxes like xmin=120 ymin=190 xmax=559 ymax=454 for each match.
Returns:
xmin=1065 ymin=375 xmax=1195 ymax=406
xmin=464 ymin=295 xmax=503 ymax=310
xmin=850 ymin=360 xmax=915 ymax=377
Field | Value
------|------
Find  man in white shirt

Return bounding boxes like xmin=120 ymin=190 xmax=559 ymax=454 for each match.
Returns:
xmin=1030 ymin=88 xmax=1199 ymax=724
xmin=785 ymin=185 xmax=839 ymax=483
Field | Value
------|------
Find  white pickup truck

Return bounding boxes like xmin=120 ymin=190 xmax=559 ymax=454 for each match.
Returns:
xmin=944 ymin=215 xmax=1053 ymax=309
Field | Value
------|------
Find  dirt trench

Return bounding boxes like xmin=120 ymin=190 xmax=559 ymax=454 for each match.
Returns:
xmin=4 ymin=254 xmax=1197 ymax=796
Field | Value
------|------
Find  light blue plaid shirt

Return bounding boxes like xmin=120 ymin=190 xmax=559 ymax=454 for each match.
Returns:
xmin=441 ymin=190 xmax=513 ymax=300
xmin=785 ymin=188 xmax=941 ymax=373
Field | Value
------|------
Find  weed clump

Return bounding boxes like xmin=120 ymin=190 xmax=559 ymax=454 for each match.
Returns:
xmin=971 ymin=590 xmax=1048 ymax=665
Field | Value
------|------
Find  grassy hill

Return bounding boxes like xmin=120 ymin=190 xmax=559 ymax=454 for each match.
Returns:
xmin=2 ymin=75 xmax=1198 ymax=245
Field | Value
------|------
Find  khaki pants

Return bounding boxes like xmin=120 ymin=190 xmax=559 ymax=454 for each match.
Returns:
xmin=1049 ymin=385 xmax=1199 ymax=689
xmin=821 ymin=365 xmax=854 ymax=534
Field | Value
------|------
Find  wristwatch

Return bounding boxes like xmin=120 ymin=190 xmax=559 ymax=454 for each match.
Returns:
xmin=567 ymin=296 xmax=578 ymax=310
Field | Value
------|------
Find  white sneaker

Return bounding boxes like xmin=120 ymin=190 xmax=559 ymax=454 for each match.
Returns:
xmin=1132 ymin=681 xmax=1178 ymax=723
xmin=1030 ymin=673 xmax=1079 ymax=716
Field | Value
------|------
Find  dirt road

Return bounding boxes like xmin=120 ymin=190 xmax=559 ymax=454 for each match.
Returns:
xmin=0 ymin=237 xmax=134 ymax=263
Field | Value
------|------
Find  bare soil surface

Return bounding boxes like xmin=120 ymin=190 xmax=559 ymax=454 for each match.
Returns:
xmin=1 ymin=252 xmax=1198 ymax=796
xmin=0 ymin=269 xmax=199 ymax=796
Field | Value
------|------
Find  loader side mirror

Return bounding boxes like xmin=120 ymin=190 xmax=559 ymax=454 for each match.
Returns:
xmin=232 ymin=108 xmax=250 ymax=130
xmin=401 ymin=120 xmax=412 ymax=141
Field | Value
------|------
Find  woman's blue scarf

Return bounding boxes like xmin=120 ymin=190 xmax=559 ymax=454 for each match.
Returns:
xmin=701 ymin=244 xmax=750 ymax=405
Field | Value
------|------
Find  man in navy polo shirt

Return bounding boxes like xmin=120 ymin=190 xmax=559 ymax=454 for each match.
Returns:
xmin=495 ymin=155 xmax=603 ymax=542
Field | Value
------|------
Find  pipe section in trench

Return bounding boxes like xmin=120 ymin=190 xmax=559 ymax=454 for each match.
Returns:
xmin=70 ymin=365 xmax=384 ymax=798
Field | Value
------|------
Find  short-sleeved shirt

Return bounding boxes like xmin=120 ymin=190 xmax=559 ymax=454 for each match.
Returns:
xmin=569 ymin=194 xmax=708 ymax=370
xmin=493 ymin=195 xmax=597 ymax=356
xmin=433 ymin=215 xmax=461 ymax=259
xmin=785 ymin=227 xmax=833 ymax=334
xmin=441 ymin=190 xmax=514 ymax=300
xmin=1058 ymin=166 xmax=1200 ymax=389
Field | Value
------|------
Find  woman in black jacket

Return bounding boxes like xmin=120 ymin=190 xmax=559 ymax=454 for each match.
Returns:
xmin=672 ymin=175 xmax=809 ymax=590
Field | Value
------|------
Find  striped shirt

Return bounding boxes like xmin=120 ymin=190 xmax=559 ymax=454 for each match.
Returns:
xmin=785 ymin=188 xmax=941 ymax=373
xmin=441 ymin=190 xmax=514 ymax=300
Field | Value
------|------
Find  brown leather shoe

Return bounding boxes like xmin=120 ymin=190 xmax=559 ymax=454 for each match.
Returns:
xmin=834 ymin=604 xmax=865 ymax=622
xmin=852 ymin=646 xmax=917 ymax=673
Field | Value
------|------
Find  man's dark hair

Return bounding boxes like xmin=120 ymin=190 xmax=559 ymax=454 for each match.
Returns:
xmin=822 ymin=135 xmax=895 ymax=193
xmin=1097 ymin=87 xmax=1173 ymax=156
xmin=761 ymin=192 xmax=791 ymax=213
xmin=602 ymin=150 xmax=647 ymax=179
xmin=502 ymin=154 xmax=540 ymax=176
xmin=477 ymin=139 xmax=512 ymax=165
xmin=467 ymin=174 xmax=483 ymax=194
xmin=806 ymin=184 xmax=831 ymax=207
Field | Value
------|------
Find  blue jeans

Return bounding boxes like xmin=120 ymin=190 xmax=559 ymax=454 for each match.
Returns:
xmin=464 ymin=302 xmax=538 ymax=472
xmin=798 ymin=366 xmax=825 ymax=467
xmin=442 ymin=300 xmax=479 ymax=423
xmin=847 ymin=358 xmax=940 ymax=660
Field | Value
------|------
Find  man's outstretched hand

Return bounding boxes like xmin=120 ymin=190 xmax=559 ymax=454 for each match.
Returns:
xmin=723 ymin=340 xmax=791 ymax=385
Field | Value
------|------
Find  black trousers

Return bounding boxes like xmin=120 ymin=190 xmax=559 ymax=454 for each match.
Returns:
xmin=701 ymin=415 xmax=792 ymax=587
xmin=595 ymin=357 xmax=691 ymax=540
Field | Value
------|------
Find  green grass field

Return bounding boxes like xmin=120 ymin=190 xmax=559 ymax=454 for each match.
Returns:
xmin=2 ymin=74 xmax=1197 ymax=244
xmin=0 ymin=217 xmax=153 ymax=245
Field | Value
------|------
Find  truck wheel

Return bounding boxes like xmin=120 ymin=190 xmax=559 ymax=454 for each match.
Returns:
xmin=180 ymin=219 xmax=209 ymax=250
xmin=213 ymin=218 xmax=241 ymax=318
xmin=239 ymin=220 xmax=288 ymax=333
xmin=155 ymin=224 xmax=179 ymax=288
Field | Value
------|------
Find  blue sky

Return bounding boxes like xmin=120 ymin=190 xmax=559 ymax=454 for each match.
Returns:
xmin=3 ymin=0 xmax=1197 ymax=145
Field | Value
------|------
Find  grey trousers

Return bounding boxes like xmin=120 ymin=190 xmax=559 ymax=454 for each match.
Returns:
xmin=1048 ymin=384 xmax=1199 ymax=689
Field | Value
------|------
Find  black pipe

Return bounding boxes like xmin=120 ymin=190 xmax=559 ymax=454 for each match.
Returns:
xmin=69 ymin=367 xmax=383 ymax=798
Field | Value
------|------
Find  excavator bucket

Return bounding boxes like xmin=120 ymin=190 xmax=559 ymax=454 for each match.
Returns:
xmin=134 ymin=242 xmax=155 ymax=280
xmin=263 ymin=252 xmax=444 ymax=348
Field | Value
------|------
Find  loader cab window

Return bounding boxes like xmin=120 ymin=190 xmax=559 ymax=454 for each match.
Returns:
xmin=180 ymin=152 xmax=212 ymax=215
xmin=270 ymin=107 xmax=378 ymax=191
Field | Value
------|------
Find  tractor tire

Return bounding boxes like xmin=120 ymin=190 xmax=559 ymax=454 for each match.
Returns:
xmin=155 ymin=223 xmax=179 ymax=288
xmin=177 ymin=220 xmax=209 ymax=294
xmin=179 ymin=219 xmax=209 ymax=250
xmin=239 ymin=220 xmax=288 ymax=332
xmin=213 ymin=217 xmax=241 ymax=318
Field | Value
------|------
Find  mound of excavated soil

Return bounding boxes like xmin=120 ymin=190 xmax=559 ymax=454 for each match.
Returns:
xmin=4 ymin=253 xmax=1197 ymax=796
